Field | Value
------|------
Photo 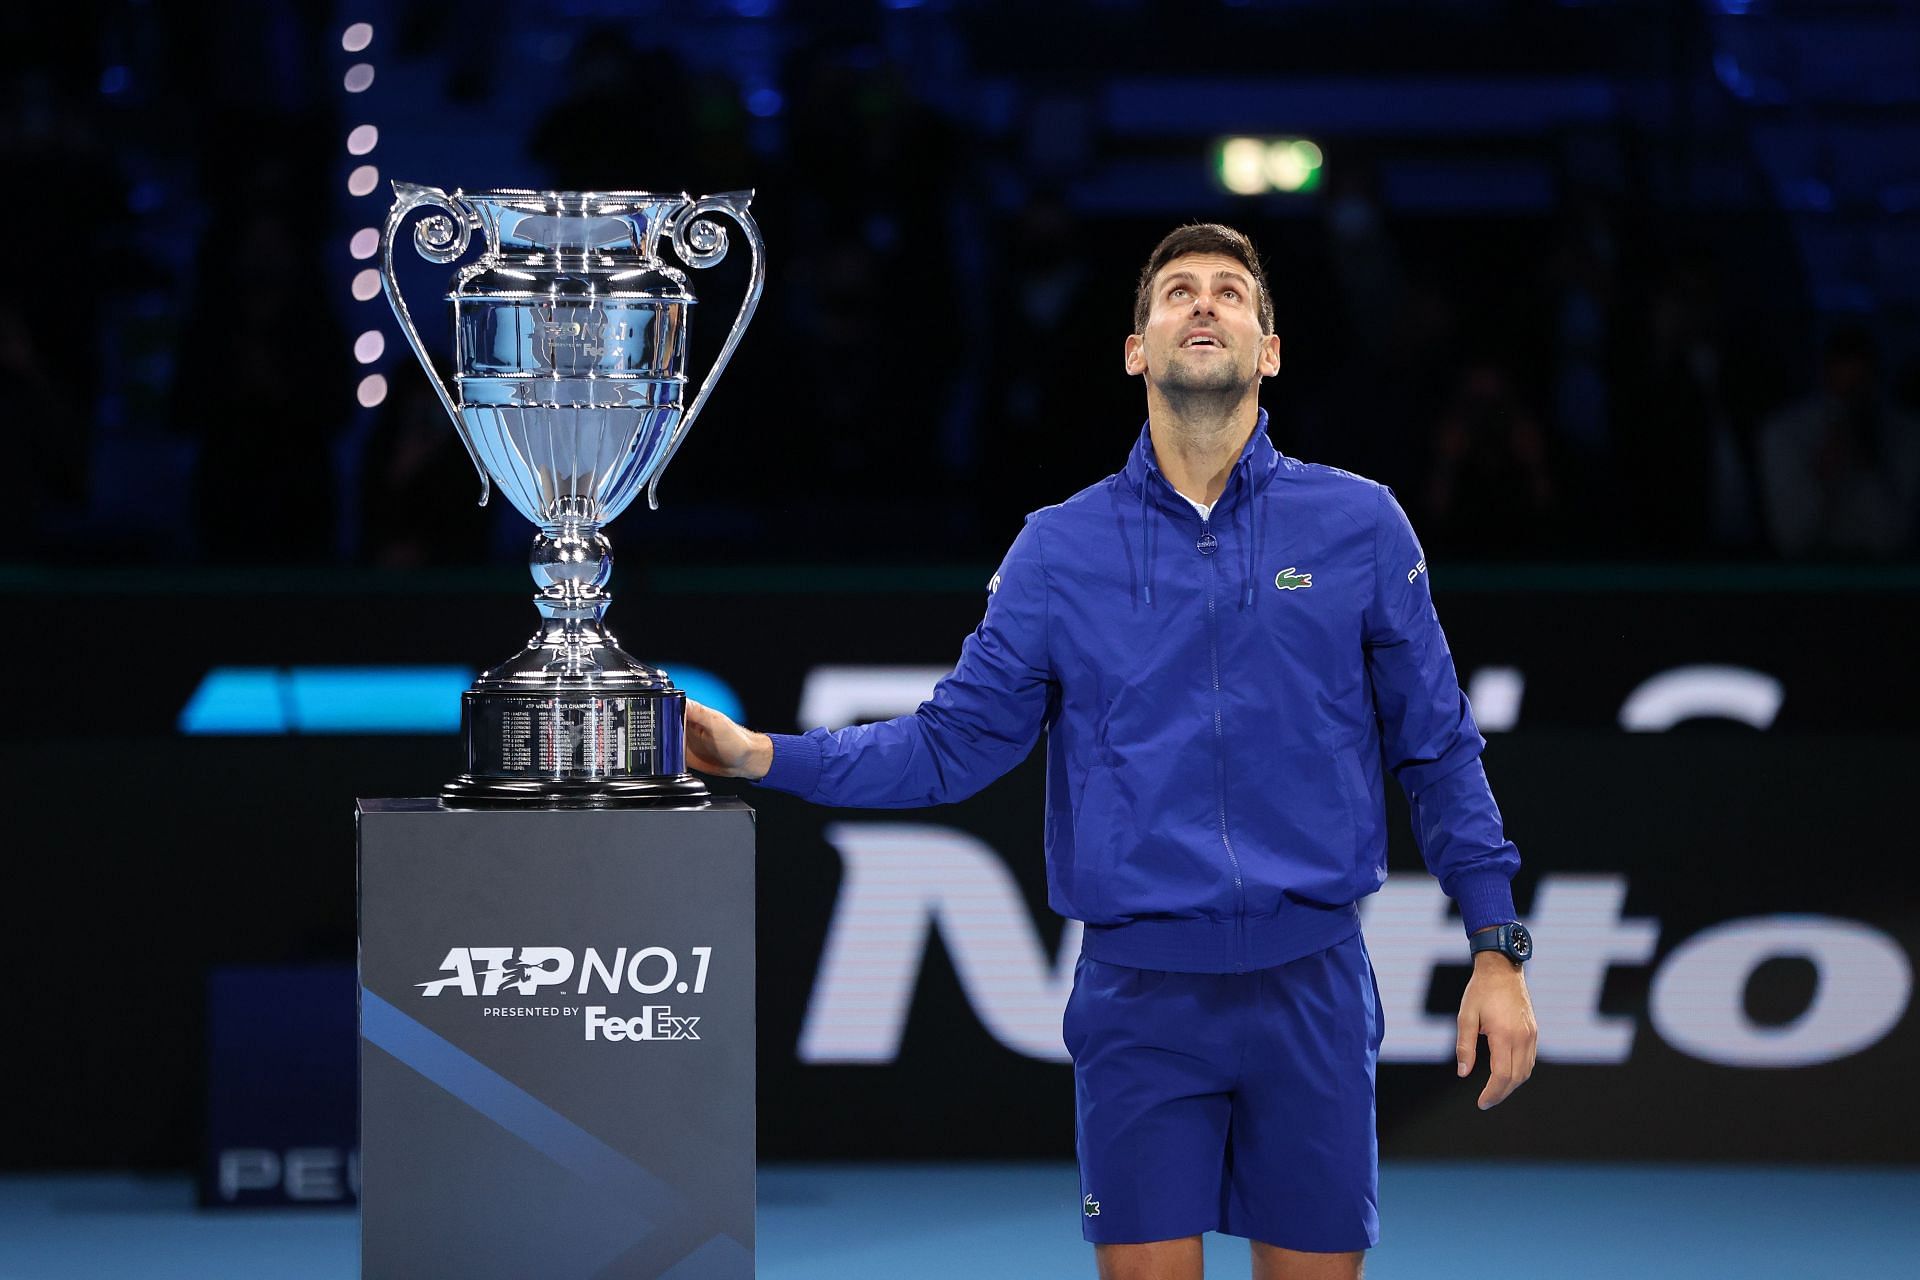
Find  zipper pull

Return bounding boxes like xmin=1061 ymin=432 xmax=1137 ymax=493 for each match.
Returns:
xmin=1196 ymin=519 xmax=1217 ymax=556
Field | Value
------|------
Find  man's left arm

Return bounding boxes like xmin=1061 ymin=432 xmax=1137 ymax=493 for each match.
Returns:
xmin=1363 ymin=485 xmax=1537 ymax=1110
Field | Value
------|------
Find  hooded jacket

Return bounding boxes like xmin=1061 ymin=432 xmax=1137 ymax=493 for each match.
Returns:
xmin=760 ymin=412 xmax=1520 ymax=973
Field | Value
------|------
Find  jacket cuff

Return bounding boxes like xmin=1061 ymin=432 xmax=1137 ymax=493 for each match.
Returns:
xmin=1448 ymin=868 xmax=1518 ymax=936
xmin=757 ymin=732 xmax=822 ymax=797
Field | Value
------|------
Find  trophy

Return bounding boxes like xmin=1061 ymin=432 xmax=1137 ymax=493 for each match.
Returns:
xmin=380 ymin=184 xmax=764 ymax=805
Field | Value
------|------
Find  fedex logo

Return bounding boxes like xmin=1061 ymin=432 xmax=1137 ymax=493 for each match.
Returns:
xmin=584 ymin=1005 xmax=701 ymax=1042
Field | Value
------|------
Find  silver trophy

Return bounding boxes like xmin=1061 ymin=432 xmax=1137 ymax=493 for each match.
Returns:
xmin=380 ymin=184 xmax=764 ymax=805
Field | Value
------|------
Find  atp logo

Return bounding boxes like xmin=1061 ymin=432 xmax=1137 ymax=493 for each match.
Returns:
xmin=1273 ymin=567 xmax=1313 ymax=591
xmin=417 ymin=946 xmax=713 ymax=997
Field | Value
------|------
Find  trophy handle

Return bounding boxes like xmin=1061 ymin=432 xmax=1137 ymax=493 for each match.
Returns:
xmin=380 ymin=181 xmax=493 ymax=507
xmin=648 ymin=191 xmax=767 ymax=510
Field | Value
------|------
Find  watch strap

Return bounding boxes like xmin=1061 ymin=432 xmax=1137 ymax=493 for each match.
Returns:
xmin=1469 ymin=921 xmax=1532 ymax=964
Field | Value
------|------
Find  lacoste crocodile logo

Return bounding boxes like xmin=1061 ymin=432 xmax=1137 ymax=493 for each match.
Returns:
xmin=1084 ymin=1194 xmax=1101 ymax=1217
xmin=1273 ymin=567 xmax=1313 ymax=591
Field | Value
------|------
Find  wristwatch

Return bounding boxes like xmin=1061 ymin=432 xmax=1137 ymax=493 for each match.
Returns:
xmin=1469 ymin=921 xmax=1533 ymax=966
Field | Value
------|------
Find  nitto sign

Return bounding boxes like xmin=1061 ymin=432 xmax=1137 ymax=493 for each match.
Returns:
xmin=798 ymin=824 xmax=1914 ymax=1072
xmin=787 ymin=664 xmax=1913 ymax=1075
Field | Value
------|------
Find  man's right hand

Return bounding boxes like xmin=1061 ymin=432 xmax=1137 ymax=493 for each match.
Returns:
xmin=685 ymin=700 xmax=774 ymax=780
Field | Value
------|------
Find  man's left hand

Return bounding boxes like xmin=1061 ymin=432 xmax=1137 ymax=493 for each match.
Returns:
xmin=1456 ymin=951 xmax=1538 ymax=1110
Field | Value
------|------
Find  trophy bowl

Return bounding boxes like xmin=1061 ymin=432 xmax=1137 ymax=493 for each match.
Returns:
xmin=380 ymin=184 xmax=765 ymax=806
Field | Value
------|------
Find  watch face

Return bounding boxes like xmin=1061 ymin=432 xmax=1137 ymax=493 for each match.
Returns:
xmin=1509 ymin=924 xmax=1533 ymax=960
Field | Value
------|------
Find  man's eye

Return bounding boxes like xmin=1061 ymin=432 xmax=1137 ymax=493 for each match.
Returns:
xmin=1170 ymin=288 xmax=1188 ymax=299
xmin=1223 ymin=289 xmax=1240 ymax=300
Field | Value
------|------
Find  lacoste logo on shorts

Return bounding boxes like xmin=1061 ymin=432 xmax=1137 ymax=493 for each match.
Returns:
xmin=1084 ymin=1194 xmax=1101 ymax=1217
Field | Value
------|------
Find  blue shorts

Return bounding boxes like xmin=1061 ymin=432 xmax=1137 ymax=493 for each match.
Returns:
xmin=1064 ymin=930 xmax=1383 ymax=1251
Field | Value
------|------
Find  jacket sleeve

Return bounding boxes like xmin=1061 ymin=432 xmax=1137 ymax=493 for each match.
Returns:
xmin=1364 ymin=486 xmax=1520 ymax=934
xmin=755 ymin=516 xmax=1055 ymax=807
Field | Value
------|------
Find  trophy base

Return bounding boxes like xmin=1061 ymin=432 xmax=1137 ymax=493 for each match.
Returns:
xmin=441 ymin=772 xmax=710 ymax=808
xmin=447 ymin=577 xmax=711 ymax=808
xmin=452 ymin=675 xmax=704 ymax=808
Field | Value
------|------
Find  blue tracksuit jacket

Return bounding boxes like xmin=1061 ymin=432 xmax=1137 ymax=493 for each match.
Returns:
xmin=760 ymin=413 xmax=1520 ymax=973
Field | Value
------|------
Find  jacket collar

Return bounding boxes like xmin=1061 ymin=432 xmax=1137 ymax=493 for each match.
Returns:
xmin=1123 ymin=407 xmax=1280 ymax=518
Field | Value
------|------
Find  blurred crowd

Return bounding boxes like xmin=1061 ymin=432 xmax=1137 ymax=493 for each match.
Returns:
xmin=11 ymin=5 xmax=1920 ymax=569
xmin=1280 ymin=175 xmax=1920 ymax=562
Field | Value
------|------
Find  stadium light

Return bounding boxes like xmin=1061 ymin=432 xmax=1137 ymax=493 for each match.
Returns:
xmin=1215 ymin=136 xmax=1325 ymax=195
xmin=342 ymin=20 xmax=390 ymax=416
xmin=1219 ymin=137 xmax=1268 ymax=196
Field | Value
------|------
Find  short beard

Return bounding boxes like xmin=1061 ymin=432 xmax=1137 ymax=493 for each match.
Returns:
xmin=1157 ymin=352 xmax=1259 ymax=415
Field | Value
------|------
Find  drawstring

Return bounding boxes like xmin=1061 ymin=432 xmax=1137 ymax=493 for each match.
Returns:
xmin=1132 ymin=427 xmax=1273 ymax=611
xmin=1139 ymin=465 xmax=1260 ymax=609
xmin=1139 ymin=481 xmax=1156 ymax=606
xmin=1241 ymin=485 xmax=1261 ymax=609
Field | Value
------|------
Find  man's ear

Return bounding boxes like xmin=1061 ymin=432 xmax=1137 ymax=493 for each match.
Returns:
xmin=1260 ymin=333 xmax=1282 ymax=377
xmin=1124 ymin=333 xmax=1145 ymax=376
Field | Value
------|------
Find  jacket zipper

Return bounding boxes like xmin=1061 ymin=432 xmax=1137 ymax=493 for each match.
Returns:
xmin=1198 ymin=513 xmax=1247 ymax=971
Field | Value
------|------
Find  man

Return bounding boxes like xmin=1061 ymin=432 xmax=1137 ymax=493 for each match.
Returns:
xmin=1757 ymin=322 xmax=1920 ymax=558
xmin=687 ymin=224 xmax=1537 ymax=1280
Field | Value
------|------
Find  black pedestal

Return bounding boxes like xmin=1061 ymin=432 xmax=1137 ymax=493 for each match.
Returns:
xmin=357 ymin=798 xmax=755 ymax=1280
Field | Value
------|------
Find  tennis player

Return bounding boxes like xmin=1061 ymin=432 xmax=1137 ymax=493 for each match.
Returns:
xmin=687 ymin=223 xmax=1537 ymax=1280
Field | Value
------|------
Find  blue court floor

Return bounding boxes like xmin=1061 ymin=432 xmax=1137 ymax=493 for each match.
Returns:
xmin=2 ymin=1161 xmax=1915 ymax=1279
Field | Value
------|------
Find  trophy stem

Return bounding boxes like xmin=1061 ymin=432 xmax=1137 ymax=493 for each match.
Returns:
xmin=439 ymin=505 xmax=706 ymax=807
xmin=529 ymin=506 xmax=623 ymax=678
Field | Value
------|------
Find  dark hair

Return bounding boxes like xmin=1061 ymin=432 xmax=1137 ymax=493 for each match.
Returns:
xmin=1132 ymin=223 xmax=1274 ymax=335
